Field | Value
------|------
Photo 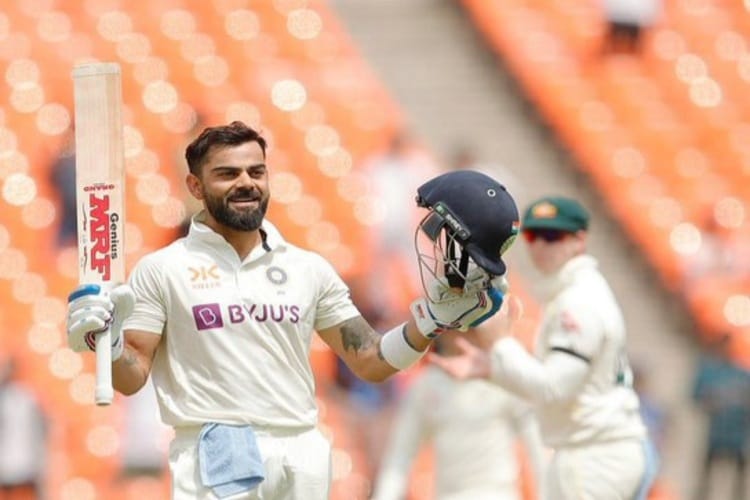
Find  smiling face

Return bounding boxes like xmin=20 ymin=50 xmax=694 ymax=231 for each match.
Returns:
xmin=186 ymin=140 xmax=270 ymax=232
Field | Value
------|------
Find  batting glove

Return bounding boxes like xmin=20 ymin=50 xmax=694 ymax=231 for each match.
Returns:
xmin=463 ymin=266 xmax=510 ymax=295
xmin=410 ymin=280 xmax=504 ymax=339
xmin=67 ymin=283 xmax=135 ymax=361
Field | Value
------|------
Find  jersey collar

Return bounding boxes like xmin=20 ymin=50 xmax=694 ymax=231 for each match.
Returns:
xmin=538 ymin=254 xmax=598 ymax=300
xmin=188 ymin=210 xmax=287 ymax=255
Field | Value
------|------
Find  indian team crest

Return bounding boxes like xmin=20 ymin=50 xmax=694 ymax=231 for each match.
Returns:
xmin=500 ymin=220 xmax=520 ymax=255
xmin=266 ymin=266 xmax=287 ymax=285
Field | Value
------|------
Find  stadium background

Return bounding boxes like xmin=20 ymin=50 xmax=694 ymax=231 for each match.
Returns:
xmin=0 ymin=0 xmax=747 ymax=498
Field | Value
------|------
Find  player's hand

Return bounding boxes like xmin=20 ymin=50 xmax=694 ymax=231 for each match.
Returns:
xmin=67 ymin=284 xmax=135 ymax=361
xmin=410 ymin=280 xmax=504 ymax=338
xmin=428 ymin=336 xmax=492 ymax=379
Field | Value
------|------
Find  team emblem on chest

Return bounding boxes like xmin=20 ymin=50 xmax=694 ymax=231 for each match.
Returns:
xmin=266 ymin=266 xmax=287 ymax=285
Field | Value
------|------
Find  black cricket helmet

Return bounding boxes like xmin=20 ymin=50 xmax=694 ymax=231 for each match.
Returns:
xmin=414 ymin=170 xmax=520 ymax=297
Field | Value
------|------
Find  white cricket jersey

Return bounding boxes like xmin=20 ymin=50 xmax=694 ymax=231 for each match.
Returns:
xmin=372 ymin=366 xmax=537 ymax=500
xmin=122 ymin=213 xmax=360 ymax=428
xmin=492 ymin=255 xmax=645 ymax=448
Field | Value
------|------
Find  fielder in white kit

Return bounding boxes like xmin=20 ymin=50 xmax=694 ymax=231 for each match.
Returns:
xmin=65 ymin=121 xmax=521 ymax=499
xmin=371 ymin=329 xmax=546 ymax=500
xmin=431 ymin=196 xmax=660 ymax=500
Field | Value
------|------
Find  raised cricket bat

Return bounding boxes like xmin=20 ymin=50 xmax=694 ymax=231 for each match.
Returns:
xmin=72 ymin=62 xmax=125 ymax=406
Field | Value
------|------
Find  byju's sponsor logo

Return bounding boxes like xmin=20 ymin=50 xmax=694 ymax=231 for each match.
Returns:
xmin=228 ymin=304 xmax=300 ymax=324
xmin=192 ymin=303 xmax=223 ymax=330
xmin=191 ymin=302 xmax=301 ymax=330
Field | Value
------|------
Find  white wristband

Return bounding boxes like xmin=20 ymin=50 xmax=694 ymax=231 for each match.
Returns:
xmin=380 ymin=323 xmax=427 ymax=370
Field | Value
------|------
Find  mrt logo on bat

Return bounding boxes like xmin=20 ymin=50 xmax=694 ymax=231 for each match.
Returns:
xmin=84 ymin=184 xmax=122 ymax=282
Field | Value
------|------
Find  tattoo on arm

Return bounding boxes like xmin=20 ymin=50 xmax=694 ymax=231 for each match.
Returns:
xmin=340 ymin=317 xmax=379 ymax=355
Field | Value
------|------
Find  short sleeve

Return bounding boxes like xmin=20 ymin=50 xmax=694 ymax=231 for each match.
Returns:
xmin=312 ymin=255 xmax=361 ymax=331
xmin=546 ymin=292 xmax=604 ymax=362
xmin=122 ymin=255 xmax=167 ymax=334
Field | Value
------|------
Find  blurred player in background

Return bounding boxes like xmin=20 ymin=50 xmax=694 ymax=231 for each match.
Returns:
xmin=431 ymin=196 xmax=659 ymax=500
xmin=371 ymin=326 xmax=546 ymax=500
xmin=48 ymin=127 xmax=78 ymax=249
xmin=0 ymin=355 xmax=48 ymax=500
xmin=65 ymin=122 xmax=519 ymax=500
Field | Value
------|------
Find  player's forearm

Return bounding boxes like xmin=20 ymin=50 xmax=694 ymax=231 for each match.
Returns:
xmin=489 ymin=338 xmax=588 ymax=404
xmin=335 ymin=318 xmax=432 ymax=382
xmin=368 ymin=321 xmax=433 ymax=381
xmin=404 ymin=320 xmax=432 ymax=351
xmin=112 ymin=346 xmax=150 ymax=395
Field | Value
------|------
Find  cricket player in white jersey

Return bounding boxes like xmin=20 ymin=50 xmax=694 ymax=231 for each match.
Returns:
xmin=371 ymin=328 xmax=546 ymax=500
xmin=65 ymin=121 xmax=521 ymax=500
xmin=431 ymin=196 xmax=660 ymax=500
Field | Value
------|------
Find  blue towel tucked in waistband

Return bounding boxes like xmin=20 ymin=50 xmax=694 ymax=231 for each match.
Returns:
xmin=198 ymin=423 xmax=265 ymax=499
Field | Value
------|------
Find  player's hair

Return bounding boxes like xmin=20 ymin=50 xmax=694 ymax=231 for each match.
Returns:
xmin=185 ymin=120 xmax=267 ymax=175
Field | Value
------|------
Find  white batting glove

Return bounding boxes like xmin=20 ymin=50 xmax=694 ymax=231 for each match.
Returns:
xmin=67 ymin=283 xmax=135 ymax=361
xmin=410 ymin=280 xmax=504 ymax=338
xmin=463 ymin=266 xmax=509 ymax=295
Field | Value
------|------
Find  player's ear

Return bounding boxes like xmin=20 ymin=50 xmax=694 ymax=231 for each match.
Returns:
xmin=185 ymin=173 xmax=204 ymax=200
xmin=571 ymin=230 xmax=587 ymax=253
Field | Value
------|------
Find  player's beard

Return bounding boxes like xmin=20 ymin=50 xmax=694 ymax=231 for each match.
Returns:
xmin=203 ymin=187 xmax=269 ymax=231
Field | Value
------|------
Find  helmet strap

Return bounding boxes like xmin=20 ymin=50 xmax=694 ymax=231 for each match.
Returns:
xmin=444 ymin=235 xmax=469 ymax=289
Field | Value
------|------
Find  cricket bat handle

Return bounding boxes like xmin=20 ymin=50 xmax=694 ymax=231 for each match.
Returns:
xmin=95 ymin=328 xmax=114 ymax=406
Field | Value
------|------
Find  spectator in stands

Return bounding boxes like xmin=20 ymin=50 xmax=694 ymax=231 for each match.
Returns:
xmin=48 ymin=128 xmax=78 ymax=249
xmin=449 ymin=144 xmax=526 ymax=210
xmin=359 ymin=129 xmax=442 ymax=320
xmin=681 ymin=213 xmax=735 ymax=289
xmin=118 ymin=378 xmax=169 ymax=480
xmin=371 ymin=326 xmax=546 ymax=500
xmin=0 ymin=355 xmax=48 ymax=499
xmin=601 ymin=0 xmax=661 ymax=54
xmin=691 ymin=333 xmax=750 ymax=500
xmin=430 ymin=195 xmax=659 ymax=499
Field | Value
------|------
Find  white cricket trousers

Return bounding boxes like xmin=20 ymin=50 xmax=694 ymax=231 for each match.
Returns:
xmin=546 ymin=437 xmax=647 ymax=500
xmin=169 ymin=425 xmax=331 ymax=500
